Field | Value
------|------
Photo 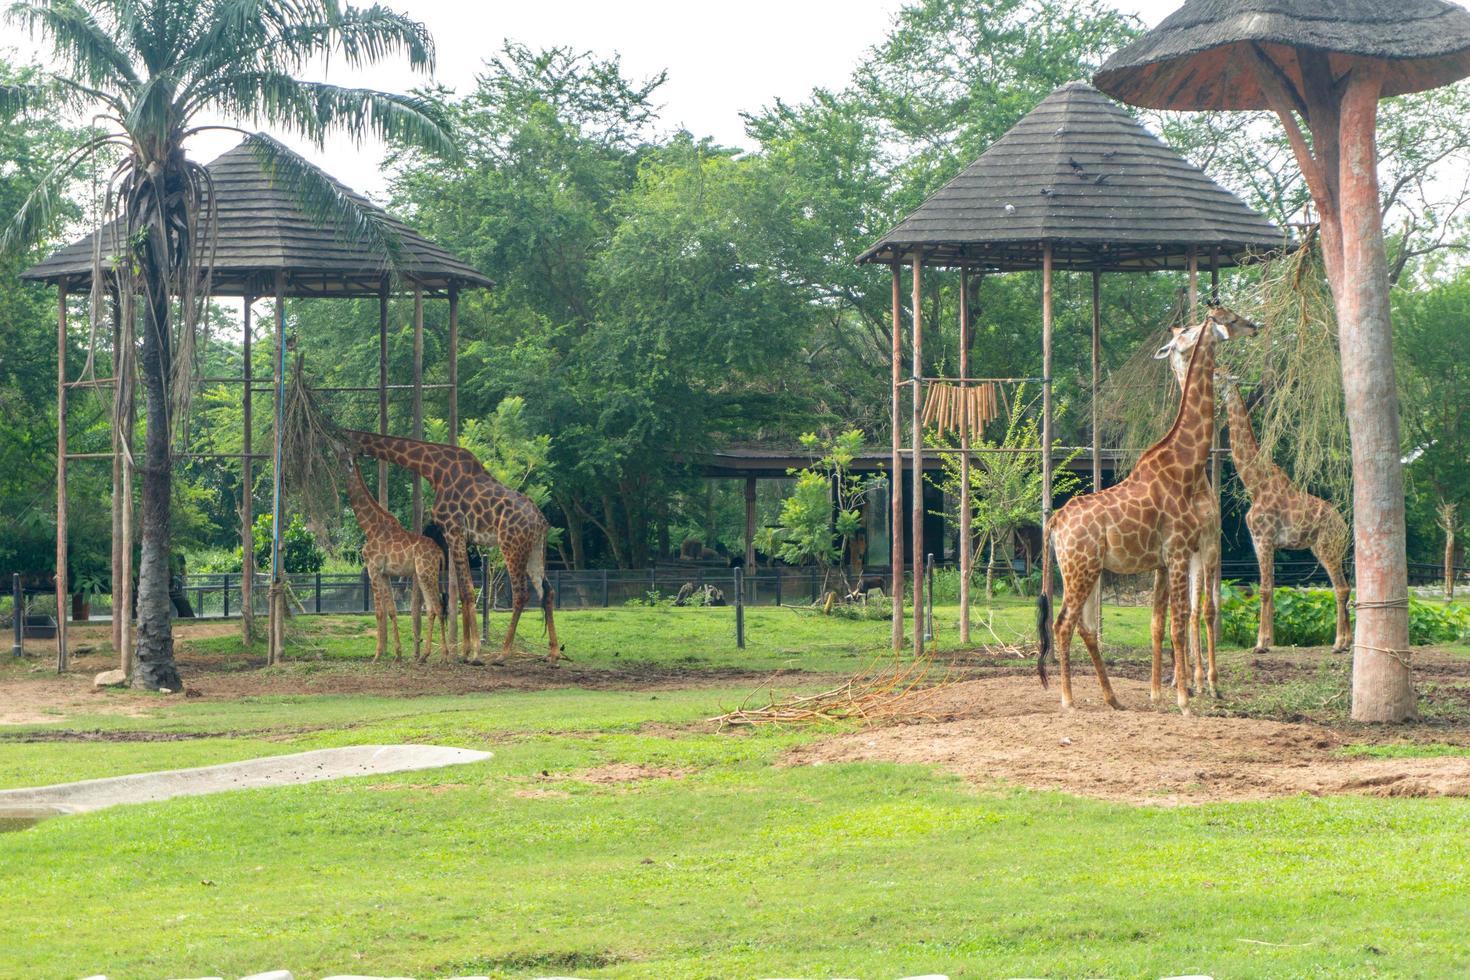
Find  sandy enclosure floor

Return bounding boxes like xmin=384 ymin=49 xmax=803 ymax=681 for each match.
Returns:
xmin=787 ymin=675 xmax=1470 ymax=805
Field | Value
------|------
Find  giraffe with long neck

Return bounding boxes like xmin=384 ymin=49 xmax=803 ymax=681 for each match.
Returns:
xmin=343 ymin=429 xmax=561 ymax=665
xmin=341 ymin=454 xmax=448 ymax=663
xmin=1040 ymin=307 xmax=1255 ymax=714
xmin=1224 ymin=381 xmax=1352 ymax=653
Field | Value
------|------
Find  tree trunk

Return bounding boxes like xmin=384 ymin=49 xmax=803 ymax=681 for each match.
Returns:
xmin=133 ymin=273 xmax=181 ymax=691
xmin=1335 ymin=65 xmax=1414 ymax=722
xmin=985 ymin=533 xmax=996 ymax=601
xmin=1439 ymin=502 xmax=1457 ymax=602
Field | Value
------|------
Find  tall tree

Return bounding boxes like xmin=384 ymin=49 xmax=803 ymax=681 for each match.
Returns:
xmin=2 ymin=0 xmax=452 ymax=688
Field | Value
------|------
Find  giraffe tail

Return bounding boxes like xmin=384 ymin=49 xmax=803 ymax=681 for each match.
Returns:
xmin=1036 ymin=592 xmax=1052 ymax=690
xmin=526 ymin=527 xmax=548 ymax=609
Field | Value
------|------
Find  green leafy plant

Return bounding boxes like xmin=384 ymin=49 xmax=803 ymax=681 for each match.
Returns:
xmin=1221 ymin=582 xmax=1470 ymax=647
xmin=775 ymin=431 xmax=883 ymax=600
xmin=252 ymin=514 xmax=327 ymax=576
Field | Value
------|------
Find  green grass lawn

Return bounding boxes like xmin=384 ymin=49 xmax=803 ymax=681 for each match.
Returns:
xmin=5 ymin=604 xmax=1470 ymax=978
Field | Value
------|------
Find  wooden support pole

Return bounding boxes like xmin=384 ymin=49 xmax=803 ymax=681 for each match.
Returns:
xmin=1041 ymin=245 xmax=1055 ymax=601
xmin=958 ymin=267 xmax=972 ymax=645
xmin=241 ymin=295 xmax=255 ymax=646
xmin=55 ymin=281 xmax=69 ymax=672
xmin=448 ymin=283 xmax=460 ymax=447
xmin=744 ymin=475 xmax=757 ymax=571
xmin=268 ymin=272 xmax=286 ymax=666
xmin=1088 ymin=268 xmax=1103 ymax=632
xmin=412 ymin=286 xmax=425 ymax=533
xmin=910 ymin=253 xmax=925 ymax=656
xmin=378 ymin=280 xmax=390 ymax=508
xmin=890 ymin=263 xmax=904 ymax=652
xmin=110 ymin=291 xmax=123 ymax=661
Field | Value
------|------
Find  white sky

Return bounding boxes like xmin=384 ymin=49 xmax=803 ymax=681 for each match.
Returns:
xmin=3 ymin=0 xmax=1190 ymax=201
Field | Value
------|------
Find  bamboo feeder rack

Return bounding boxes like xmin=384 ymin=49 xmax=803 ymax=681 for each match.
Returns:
xmin=921 ymin=381 xmax=1000 ymax=438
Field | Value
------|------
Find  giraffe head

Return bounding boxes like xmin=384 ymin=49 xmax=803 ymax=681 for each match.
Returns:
xmin=1155 ymin=305 xmax=1259 ymax=388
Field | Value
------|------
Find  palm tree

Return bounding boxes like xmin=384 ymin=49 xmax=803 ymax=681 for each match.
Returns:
xmin=1 ymin=0 xmax=454 ymax=689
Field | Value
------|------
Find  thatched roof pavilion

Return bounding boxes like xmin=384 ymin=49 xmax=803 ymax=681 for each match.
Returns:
xmin=858 ymin=81 xmax=1279 ymax=654
xmin=858 ymin=81 xmax=1279 ymax=271
xmin=28 ymin=137 xmax=489 ymax=667
xmin=23 ymin=140 xmax=490 ymax=297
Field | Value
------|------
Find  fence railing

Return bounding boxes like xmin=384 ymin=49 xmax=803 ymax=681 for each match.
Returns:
xmin=5 ymin=559 xmax=1468 ymax=635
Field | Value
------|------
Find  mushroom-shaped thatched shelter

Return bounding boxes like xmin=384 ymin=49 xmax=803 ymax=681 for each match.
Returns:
xmin=25 ymin=139 xmax=491 ymax=669
xmin=1095 ymin=0 xmax=1470 ymax=722
xmin=858 ymin=81 xmax=1279 ymax=654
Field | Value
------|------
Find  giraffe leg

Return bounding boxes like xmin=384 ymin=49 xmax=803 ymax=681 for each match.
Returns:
xmin=410 ymin=578 xmax=423 ymax=663
xmin=1076 ymin=580 xmax=1121 ymax=711
xmin=1054 ymin=599 xmax=1079 ymax=711
xmin=542 ymin=574 xmax=561 ymax=665
xmin=1188 ymin=554 xmax=1205 ymax=697
xmin=454 ymin=543 xmax=479 ymax=663
xmin=500 ymin=552 xmax=530 ymax=664
xmin=1202 ymin=563 xmax=1220 ymax=698
xmin=383 ymin=578 xmax=405 ymax=662
xmin=1320 ymin=545 xmax=1352 ymax=654
xmin=369 ymin=571 xmax=395 ymax=663
xmin=1254 ymin=538 xmax=1275 ymax=654
xmin=1167 ymin=558 xmax=1192 ymax=716
xmin=1150 ymin=569 xmax=1167 ymax=707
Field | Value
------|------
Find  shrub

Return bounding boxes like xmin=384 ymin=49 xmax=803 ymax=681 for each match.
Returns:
xmin=1220 ymin=582 xmax=1470 ymax=647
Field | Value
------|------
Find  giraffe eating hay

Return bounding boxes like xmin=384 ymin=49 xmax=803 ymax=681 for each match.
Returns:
xmin=1039 ymin=307 xmax=1256 ymax=714
xmin=1224 ymin=380 xmax=1352 ymax=654
xmin=342 ymin=429 xmax=561 ymax=665
xmin=340 ymin=451 xmax=449 ymax=664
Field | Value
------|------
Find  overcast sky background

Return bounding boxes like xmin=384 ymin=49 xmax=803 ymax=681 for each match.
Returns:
xmin=4 ymin=0 xmax=1200 ymax=199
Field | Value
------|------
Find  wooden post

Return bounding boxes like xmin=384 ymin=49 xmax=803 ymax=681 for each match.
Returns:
xmin=958 ymin=267 xmax=972 ymax=645
xmin=120 ymin=294 xmax=134 ymax=677
xmin=412 ymin=285 xmax=424 ymax=533
xmin=890 ymin=264 xmax=904 ymax=651
xmin=448 ymin=283 xmax=460 ymax=447
xmin=55 ymin=281 xmax=68 ymax=672
xmin=1041 ymin=245 xmax=1055 ymax=602
xmin=910 ymin=253 xmax=925 ymax=656
xmin=110 ymin=290 xmax=123 ymax=661
xmin=1088 ymin=268 xmax=1102 ymax=632
xmin=241 ymin=295 xmax=255 ymax=646
xmin=378 ymin=279 xmax=390 ymax=508
xmin=1209 ymin=254 xmax=1222 ymax=641
xmin=743 ymin=476 xmax=757 ymax=570
xmin=268 ymin=272 xmax=286 ymax=665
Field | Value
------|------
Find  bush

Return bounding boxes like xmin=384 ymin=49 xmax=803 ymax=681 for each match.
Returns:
xmin=252 ymin=514 xmax=326 ymax=575
xmin=1220 ymin=582 xmax=1470 ymax=647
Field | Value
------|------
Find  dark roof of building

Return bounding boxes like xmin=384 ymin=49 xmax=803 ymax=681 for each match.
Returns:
xmin=1095 ymin=0 xmax=1470 ymax=110
xmin=22 ymin=138 xmax=491 ymax=297
xmin=856 ymin=82 xmax=1281 ymax=271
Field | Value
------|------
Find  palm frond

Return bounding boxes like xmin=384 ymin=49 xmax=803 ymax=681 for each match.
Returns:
xmin=0 ymin=134 xmax=118 ymax=254
xmin=4 ymin=0 xmax=140 ymax=90
xmin=241 ymin=130 xmax=406 ymax=263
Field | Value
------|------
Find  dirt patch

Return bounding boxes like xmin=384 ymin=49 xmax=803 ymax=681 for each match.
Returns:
xmin=571 ymin=763 xmax=692 ymax=784
xmin=786 ymin=675 xmax=1470 ymax=805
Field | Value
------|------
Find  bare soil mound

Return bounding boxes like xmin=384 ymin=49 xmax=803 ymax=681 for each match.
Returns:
xmin=787 ymin=676 xmax=1470 ymax=805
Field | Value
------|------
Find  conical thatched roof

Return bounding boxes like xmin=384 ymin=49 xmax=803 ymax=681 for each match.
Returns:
xmin=856 ymin=82 xmax=1280 ymax=271
xmin=1095 ymin=0 xmax=1470 ymax=110
xmin=23 ymin=138 xmax=491 ymax=297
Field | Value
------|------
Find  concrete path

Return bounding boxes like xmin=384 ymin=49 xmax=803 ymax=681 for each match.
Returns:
xmin=0 ymin=745 xmax=492 ymax=817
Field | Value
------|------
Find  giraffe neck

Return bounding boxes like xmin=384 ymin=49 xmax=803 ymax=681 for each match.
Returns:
xmin=346 ymin=461 xmax=398 ymax=535
xmin=1224 ymin=381 xmax=1268 ymax=492
xmin=1149 ymin=325 xmax=1218 ymax=479
xmin=346 ymin=429 xmax=453 ymax=485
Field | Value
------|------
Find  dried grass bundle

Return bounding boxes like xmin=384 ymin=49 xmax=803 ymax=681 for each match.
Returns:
xmin=1231 ymin=234 xmax=1351 ymax=513
xmin=712 ymin=639 xmax=949 ymax=727
xmin=280 ymin=353 xmax=348 ymax=540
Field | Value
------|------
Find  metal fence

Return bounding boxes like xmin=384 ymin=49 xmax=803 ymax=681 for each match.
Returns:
xmin=5 ymin=560 xmax=1468 ymax=637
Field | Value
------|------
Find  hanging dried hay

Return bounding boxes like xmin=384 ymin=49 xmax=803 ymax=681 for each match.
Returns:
xmin=1096 ymin=291 xmax=1192 ymax=474
xmin=280 ymin=352 xmax=349 ymax=540
xmin=1229 ymin=232 xmax=1351 ymax=513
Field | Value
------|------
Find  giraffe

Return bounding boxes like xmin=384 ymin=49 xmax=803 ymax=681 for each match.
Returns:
xmin=340 ymin=451 xmax=449 ymax=664
xmin=1223 ymin=380 xmax=1352 ymax=654
xmin=1038 ymin=307 xmax=1256 ymax=714
xmin=342 ymin=429 xmax=561 ymax=665
xmin=1150 ymin=314 xmax=1260 ymax=701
